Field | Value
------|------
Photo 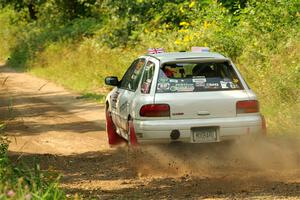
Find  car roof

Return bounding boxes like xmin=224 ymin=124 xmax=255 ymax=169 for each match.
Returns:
xmin=145 ymin=52 xmax=226 ymax=62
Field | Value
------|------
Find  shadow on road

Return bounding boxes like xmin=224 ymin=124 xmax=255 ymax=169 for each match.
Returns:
xmin=0 ymin=91 xmax=106 ymax=136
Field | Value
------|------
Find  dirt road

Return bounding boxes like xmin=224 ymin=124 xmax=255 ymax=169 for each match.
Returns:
xmin=1 ymin=65 xmax=300 ymax=199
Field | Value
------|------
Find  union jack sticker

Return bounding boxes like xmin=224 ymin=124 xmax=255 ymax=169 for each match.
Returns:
xmin=147 ymin=48 xmax=165 ymax=54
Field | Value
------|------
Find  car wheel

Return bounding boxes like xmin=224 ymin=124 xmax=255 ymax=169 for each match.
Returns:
xmin=105 ymin=108 xmax=125 ymax=146
xmin=127 ymin=119 xmax=138 ymax=146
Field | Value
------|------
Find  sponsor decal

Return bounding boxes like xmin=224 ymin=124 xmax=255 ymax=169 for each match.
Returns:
xmin=220 ymin=81 xmax=229 ymax=89
xmin=175 ymin=83 xmax=194 ymax=92
xmin=159 ymin=78 xmax=169 ymax=83
xmin=195 ymin=82 xmax=205 ymax=87
xmin=170 ymin=86 xmax=177 ymax=92
xmin=193 ymin=76 xmax=206 ymax=88
xmin=169 ymin=79 xmax=178 ymax=83
xmin=111 ymin=91 xmax=119 ymax=109
xmin=192 ymin=76 xmax=207 ymax=83
xmin=157 ymin=83 xmax=170 ymax=90
xmin=205 ymin=82 xmax=220 ymax=88
xmin=229 ymin=82 xmax=238 ymax=88
xmin=220 ymin=80 xmax=238 ymax=89
xmin=120 ymin=101 xmax=127 ymax=111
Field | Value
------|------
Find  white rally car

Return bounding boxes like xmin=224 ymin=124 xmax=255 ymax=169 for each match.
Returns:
xmin=105 ymin=48 xmax=266 ymax=145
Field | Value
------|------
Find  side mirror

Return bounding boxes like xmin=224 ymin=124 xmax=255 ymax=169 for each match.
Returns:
xmin=105 ymin=76 xmax=119 ymax=86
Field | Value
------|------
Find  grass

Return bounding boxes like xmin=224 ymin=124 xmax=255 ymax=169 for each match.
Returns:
xmin=29 ymin=42 xmax=143 ymax=95
xmin=76 ymin=92 xmax=106 ymax=102
xmin=0 ymin=158 xmax=66 ymax=200
xmin=237 ymin=42 xmax=300 ymax=134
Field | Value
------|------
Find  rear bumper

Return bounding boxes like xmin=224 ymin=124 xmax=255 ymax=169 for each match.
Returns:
xmin=133 ymin=115 xmax=263 ymax=143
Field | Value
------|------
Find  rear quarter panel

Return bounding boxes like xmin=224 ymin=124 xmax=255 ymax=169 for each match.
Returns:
xmin=131 ymin=57 xmax=160 ymax=120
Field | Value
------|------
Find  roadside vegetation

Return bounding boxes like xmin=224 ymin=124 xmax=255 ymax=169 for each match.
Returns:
xmin=0 ymin=0 xmax=299 ymax=134
xmin=0 ymin=118 xmax=65 ymax=199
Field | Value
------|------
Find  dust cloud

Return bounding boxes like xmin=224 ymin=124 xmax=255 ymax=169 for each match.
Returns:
xmin=129 ymin=136 xmax=300 ymax=181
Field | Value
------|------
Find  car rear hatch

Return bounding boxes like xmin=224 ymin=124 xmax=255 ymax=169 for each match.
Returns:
xmin=154 ymin=60 xmax=250 ymax=119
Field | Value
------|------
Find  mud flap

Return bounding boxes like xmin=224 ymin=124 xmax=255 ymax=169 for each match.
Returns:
xmin=129 ymin=120 xmax=138 ymax=146
xmin=105 ymin=110 xmax=125 ymax=145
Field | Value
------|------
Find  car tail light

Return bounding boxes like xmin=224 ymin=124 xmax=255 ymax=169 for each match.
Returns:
xmin=140 ymin=104 xmax=170 ymax=117
xmin=236 ymin=100 xmax=259 ymax=114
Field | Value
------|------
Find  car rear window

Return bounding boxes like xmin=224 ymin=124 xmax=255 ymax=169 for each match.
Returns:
xmin=156 ymin=61 xmax=243 ymax=93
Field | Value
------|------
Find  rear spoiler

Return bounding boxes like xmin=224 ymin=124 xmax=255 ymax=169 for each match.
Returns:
xmin=160 ymin=58 xmax=230 ymax=67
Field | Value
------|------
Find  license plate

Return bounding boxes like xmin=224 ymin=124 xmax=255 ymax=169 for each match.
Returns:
xmin=191 ymin=127 xmax=218 ymax=143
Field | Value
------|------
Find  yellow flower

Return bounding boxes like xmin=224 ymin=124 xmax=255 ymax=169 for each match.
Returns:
xmin=175 ymin=40 xmax=181 ymax=45
xmin=189 ymin=1 xmax=195 ymax=8
xmin=178 ymin=29 xmax=188 ymax=33
xmin=203 ymin=21 xmax=209 ymax=29
xmin=184 ymin=35 xmax=192 ymax=43
xmin=180 ymin=21 xmax=190 ymax=26
xmin=180 ymin=6 xmax=184 ymax=13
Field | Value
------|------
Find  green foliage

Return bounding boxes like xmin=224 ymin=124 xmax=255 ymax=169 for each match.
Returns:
xmin=0 ymin=0 xmax=100 ymax=21
xmin=51 ymin=0 xmax=98 ymax=20
xmin=5 ymin=16 xmax=99 ymax=70
xmin=0 ymin=163 xmax=65 ymax=199
xmin=0 ymin=123 xmax=9 ymax=177
xmin=0 ymin=7 xmax=23 ymax=61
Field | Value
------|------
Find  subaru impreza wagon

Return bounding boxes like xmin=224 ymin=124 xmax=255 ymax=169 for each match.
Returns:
xmin=104 ymin=48 xmax=266 ymax=145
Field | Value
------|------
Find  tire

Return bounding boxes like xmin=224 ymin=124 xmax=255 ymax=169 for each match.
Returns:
xmin=105 ymin=108 xmax=125 ymax=146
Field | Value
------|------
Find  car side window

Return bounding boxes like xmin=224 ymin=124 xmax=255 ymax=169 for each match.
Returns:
xmin=120 ymin=59 xmax=145 ymax=91
xmin=120 ymin=60 xmax=138 ymax=89
xmin=141 ymin=60 xmax=155 ymax=94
